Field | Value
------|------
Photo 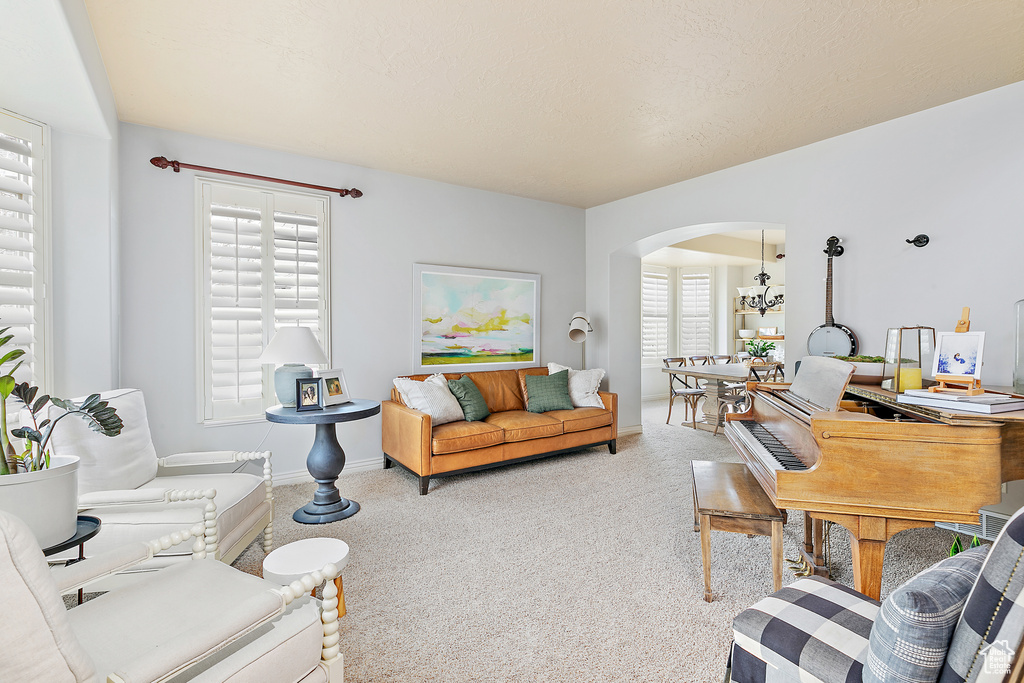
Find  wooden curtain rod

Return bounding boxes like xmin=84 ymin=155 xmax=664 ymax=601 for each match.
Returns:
xmin=149 ymin=156 xmax=363 ymax=198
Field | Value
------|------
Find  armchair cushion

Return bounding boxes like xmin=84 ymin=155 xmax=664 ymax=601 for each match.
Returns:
xmin=67 ymin=559 xmax=283 ymax=682
xmin=941 ymin=507 xmax=1024 ymax=682
xmin=59 ymin=472 xmax=267 ymax=563
xmin=0 ymin=512 xmax=96 ymax=682
xmin=44 ymin=388 xmax=158 ymax=494
xmin=865 ymin=546 xmax=987 ymax=683
xmin=731 ymin=576 xmax=879 ymax=683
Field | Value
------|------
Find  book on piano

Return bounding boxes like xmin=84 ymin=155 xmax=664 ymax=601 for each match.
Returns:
xmin=896 ymin=392 xmax=1024 ymax=414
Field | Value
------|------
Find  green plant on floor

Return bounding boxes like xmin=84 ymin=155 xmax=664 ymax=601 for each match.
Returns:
xmin=746 ymin=340 xmax=776 ymax=358
xmin=0 ymin=325 xmax=123 ymax=475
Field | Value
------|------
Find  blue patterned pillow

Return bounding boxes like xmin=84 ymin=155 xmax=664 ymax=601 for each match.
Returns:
xmin=865 ymin=545 xmax=988 ymax=683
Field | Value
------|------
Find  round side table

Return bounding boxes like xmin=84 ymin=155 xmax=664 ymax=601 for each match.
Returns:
xmin=43 ymin=515 xmax=101 ymax=604
xmin=266 ymin=399 xmax=381 ymax=524
xmin=263 ymin=538 xmax=350 ymax=617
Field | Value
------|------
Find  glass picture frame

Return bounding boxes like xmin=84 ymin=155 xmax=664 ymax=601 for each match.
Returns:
xmin=295 ymin=377 xmax=324 ymax=412
xmin=318 ymin=368 xmax=351 ymax=406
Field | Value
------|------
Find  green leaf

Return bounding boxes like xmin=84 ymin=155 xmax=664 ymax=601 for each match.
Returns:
xmin=0 ymin=375 xmax=15 ymax=400
xmin=49 ymin=397 xmax=71 ymax=411
xmin=81 ymin=394 xmax=101 ymax=410
xmin=31 ymin=395 xmax=49 ymax=414
xmin=0 ymin=349 xmax=26 ymax=366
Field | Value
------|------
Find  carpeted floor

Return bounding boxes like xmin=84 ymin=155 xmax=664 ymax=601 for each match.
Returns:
xmin=231 ymin=399 xmax=964 ymax=682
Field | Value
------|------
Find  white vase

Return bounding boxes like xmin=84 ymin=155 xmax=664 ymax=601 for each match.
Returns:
xmin=0 ymin=455 xmax=79 ymax=548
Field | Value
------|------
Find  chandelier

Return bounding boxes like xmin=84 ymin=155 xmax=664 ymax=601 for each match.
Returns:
xmin=740 ymin=230 xmax=784 ymax=316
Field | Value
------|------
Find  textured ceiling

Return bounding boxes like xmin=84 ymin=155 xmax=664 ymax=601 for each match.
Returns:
xmin=83 ymin=0 xmax=1024 ymax=208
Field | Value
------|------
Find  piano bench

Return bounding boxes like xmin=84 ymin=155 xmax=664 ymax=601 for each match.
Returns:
xmin=691 ymin=460 xmax=784 ymax=603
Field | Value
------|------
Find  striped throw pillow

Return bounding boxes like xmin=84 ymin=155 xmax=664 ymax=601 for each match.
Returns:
xmin=393 ymin=374 xmax=465 ymax=425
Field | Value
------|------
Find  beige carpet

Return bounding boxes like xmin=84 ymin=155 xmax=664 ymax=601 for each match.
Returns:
xmin=231 ymin=400 xmax=963 ymax=682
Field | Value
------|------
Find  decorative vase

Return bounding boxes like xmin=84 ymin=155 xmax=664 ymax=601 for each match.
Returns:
xmin=0 ymin=455 xmax=79 ymax=548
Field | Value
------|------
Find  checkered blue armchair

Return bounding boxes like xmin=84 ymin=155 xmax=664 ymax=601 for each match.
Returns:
xmin=729 ymin=507 xmax=1024 ymax=682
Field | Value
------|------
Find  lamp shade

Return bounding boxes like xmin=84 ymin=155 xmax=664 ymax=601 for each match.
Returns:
xmin=568 ymin=312 xmax=591 ymax=343
xmin=259 ymin=326 xmax=329 ymax=365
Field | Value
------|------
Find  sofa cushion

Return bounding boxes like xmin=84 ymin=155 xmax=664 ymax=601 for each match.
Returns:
xmin=448 ymin=376 xmax=491 ymax=421
xmin=941 ymin=506 xmax=1024 ymax=682
xmin=525 ymin=370 xmax=573 ymax=413
xmin=731 ymin=576 xmax=879 ymax=683
xmin=431 ymin=421 xmax=504 ymax=455
xmin=544 ymin=407 xmax=613 ymax=433
xmin=484 ymin=411 xmax=562 ymax=442
xmin=548 ymin=363 xmax=606 ymax=408
xmin=393 ymin=374 xmax=465 ymax=425
xmin=865 ymin=545 xmax=987 ymax=683
xmin=463 ymin=370 xmax=525 ymax=413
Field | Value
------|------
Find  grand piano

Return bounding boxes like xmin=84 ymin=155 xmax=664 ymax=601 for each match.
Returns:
xmin=723 ymin=356 xmax=1024 ymax=600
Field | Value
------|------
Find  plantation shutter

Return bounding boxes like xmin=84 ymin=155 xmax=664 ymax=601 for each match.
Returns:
xmin=199 ymin=181 xmax=329 ymax=423
xmin=0 ymin=113 xmax=46 ymax=387
xmin=679 ymin=269 xmax=712 ymax=356
xmin=641 ymin=268 xmax=669 ymax=359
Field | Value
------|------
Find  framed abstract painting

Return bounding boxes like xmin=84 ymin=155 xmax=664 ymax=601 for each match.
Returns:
xmin=412 ymin=264 xmax=540 ymax=373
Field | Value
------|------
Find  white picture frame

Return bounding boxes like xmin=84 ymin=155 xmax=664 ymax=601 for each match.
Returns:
xmin=318 ymin=368 xmax=351 ymax=406
xmin=412 ymin=264 xmax=541 ymax=374
xmin=931 ymin=331 xmax=985 ymax=380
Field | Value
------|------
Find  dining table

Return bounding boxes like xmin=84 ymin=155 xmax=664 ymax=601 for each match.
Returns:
xmin=661 ymin=362 xmax=783 ymax=432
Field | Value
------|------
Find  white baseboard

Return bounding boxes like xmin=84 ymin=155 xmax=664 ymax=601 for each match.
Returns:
xmin=272 ymin=457 xmax=384 ymax=487
xmin=619 ymin=424 xmax=642 ymax=436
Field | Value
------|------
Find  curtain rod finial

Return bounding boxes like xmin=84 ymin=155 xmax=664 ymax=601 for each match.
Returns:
xmin=345 ymin=188 xmax=363 ymax=198
xmin=150 ymin=156 xmax=180 ymax=172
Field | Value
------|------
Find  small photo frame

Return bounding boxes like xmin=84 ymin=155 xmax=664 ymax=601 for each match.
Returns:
xmin=931 ymin=331 xmax=985 ymax=380
xmin=295 ymin=377 xmax=324 ymax=412
xmin=319 ymin=368 xmax=351 ymax=406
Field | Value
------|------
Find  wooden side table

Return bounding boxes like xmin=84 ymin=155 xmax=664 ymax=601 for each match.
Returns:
xmin=691 ymin=460 xmax=784 ymax=602
xmin=266 ymin=400 xmax=381 ymax=524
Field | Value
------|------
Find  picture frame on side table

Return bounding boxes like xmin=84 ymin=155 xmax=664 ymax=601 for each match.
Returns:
xmin=295 ymin=377 xmax=324 ymax=412
xmin=319 ymin=368 xmax=351 ymax=406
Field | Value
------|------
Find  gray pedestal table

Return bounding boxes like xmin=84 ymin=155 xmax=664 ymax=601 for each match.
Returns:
xmin=266 ymin=399 xmax=381 ymax=524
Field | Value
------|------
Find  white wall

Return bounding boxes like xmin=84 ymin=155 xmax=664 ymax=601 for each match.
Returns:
xmin=118 ymin=124 xmax=586 ymax=479
xmin=2 ymin=0 xmax=120 ymax=396
xmin=587 ymin=81 xmax=1024 ymax=432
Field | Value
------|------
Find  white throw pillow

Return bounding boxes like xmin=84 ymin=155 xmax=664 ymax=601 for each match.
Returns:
xmin=393 ymin=374 xmax=465 ymax=425
xmin=547 ymin=363 xmax=606 ymax=408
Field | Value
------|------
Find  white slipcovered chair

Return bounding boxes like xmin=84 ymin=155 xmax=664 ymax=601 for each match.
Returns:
xmin=0 ymin=510 xmax=342 ymax=683
xmin=41 ymin=389 xmax=273 ymax=584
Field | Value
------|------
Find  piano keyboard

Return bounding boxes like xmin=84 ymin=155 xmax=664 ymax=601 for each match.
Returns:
xmin=731 ymin=420 xmax=808 ymax=471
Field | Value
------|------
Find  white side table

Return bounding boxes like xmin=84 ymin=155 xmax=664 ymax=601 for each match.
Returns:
xmin=263 ymin=538 xmax=350 ymax=617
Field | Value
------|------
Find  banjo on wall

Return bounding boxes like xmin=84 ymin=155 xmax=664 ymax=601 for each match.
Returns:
xmin=806 ymin=235 xmax=858 ymax=357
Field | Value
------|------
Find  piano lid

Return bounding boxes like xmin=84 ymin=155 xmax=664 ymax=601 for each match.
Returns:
xmin=788 ymin=356 xmax=855 ymax=412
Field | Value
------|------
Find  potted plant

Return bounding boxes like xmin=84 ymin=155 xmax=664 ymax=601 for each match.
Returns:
xmin=0 ymin=326 xmax=123 ymax=547
xmin=746 ymin=339 xmax=776 ymax=359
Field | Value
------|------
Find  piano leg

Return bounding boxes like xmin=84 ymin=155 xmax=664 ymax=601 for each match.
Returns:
xmin=850 ymin=536 xmax=887 ymax=601
xmin=797 ymin=513 xmax=830 ymax=579
xmin=818 ymin=514 xmax=933 ymax=601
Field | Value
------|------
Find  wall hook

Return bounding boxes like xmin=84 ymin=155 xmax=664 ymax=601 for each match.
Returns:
xmin=906 ymin=234 xmax=929 ymax=247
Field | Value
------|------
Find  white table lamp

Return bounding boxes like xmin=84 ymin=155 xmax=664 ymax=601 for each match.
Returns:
xmin=260 ymin=327 xmax=329 ymax=406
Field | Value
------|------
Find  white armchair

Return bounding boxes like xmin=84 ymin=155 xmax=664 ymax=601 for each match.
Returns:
xmin=41 ymin=389 xmax=273 ymax=584
xmin=0 ymin=510 xmax=342 ymax=683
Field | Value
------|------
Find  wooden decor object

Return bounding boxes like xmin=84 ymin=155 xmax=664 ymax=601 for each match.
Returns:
xmin=929 ymin=307 xmax=985 ymax=396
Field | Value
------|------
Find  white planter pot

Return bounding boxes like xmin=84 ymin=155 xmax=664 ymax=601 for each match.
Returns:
xmin=0 ymin=455 xmax=79 ymax=548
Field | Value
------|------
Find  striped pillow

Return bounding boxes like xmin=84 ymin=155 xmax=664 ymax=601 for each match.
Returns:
xmin=393 ymin=374 xmax=465 ymax=425
xmin=865 ymin=545 xmax=987 ymax=683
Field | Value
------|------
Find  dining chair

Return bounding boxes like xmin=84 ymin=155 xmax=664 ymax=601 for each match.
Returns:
xmin=709 ymin=355 xmax=734 ymax=364
xmin=664 ymin=357 xmax=706 ymax=429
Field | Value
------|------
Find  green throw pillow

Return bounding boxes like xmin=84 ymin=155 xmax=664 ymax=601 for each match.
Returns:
xmin=447 ymin=376 xmax=490 ymax=421
xmin=525 ymin=370 xmax=573 ymax=413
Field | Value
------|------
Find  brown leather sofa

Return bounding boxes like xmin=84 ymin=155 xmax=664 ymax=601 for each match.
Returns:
xmin=382 ymin=367 xmax=617 ymax=494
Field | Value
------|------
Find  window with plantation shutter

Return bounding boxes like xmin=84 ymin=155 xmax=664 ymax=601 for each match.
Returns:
xmin=0 ymin=111 xmax=48 ymax=389
xmin=197 ymin=180 xmax=329 ymax=423
xmin=679 ymin=269 xmax=713 ymax=356
xmin=641 ymin=267 xmax=669 ymax=360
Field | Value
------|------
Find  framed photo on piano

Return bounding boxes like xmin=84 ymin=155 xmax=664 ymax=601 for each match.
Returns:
xmin=932 ymin=331 xmax=985 ymax=381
